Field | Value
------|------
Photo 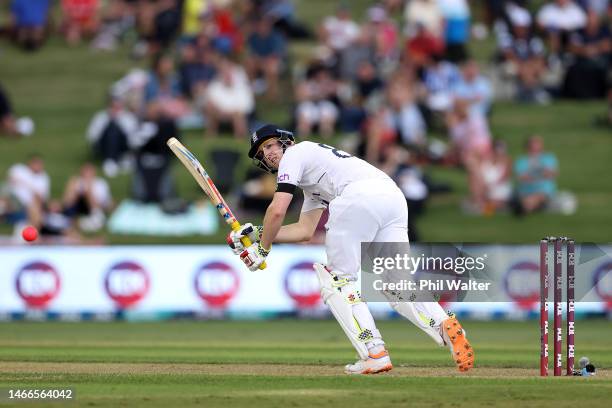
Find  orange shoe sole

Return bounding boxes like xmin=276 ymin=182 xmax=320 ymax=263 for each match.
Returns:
xmin=443 ymin=317 xmax=474 ymax=372
xmin=362 ymin=364 xmax=393 ymax=374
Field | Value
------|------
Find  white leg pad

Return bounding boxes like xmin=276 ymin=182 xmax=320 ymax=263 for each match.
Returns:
xmin=389 ymin=302 xmax=445 ymax=346
xmin=314 ymin=263 xmax=372 ymax=360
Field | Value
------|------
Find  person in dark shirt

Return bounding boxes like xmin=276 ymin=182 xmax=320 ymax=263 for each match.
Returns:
xmin=563 ymin=11 xmax=611 ymax=98
xmin=246 ymin=18 xmax=286 ymax=99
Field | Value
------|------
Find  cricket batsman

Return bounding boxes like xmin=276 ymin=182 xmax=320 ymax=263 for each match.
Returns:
xmin=227 ymin=124 xmax=474 ymax=374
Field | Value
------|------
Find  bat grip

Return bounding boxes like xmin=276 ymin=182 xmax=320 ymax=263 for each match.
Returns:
xmin=232 ymin=222 xmax=267 ymax=270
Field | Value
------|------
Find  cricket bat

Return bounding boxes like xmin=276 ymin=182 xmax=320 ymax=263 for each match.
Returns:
xmin=167 ymin=137 xmax=266 ymax=270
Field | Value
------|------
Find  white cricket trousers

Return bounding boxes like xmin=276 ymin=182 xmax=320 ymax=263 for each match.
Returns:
xmin=325 ymin=178 xmax=408 ymax=281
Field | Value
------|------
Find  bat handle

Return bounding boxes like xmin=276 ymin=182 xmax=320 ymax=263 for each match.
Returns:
xmin=232 ymin=222 xmax=267 ymax=270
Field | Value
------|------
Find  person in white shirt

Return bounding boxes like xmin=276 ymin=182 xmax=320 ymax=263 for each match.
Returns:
xmin=227 ymin=124 xmax=475 ymax=375
xmin=7 ymin=155 xmax=50 ymax=228
xmin=205 ymin=58 xmax=254 ymax=137
xmin=319 ymin=6 xmax=360 ymax=53
xmin=537 ymin=0 xmax=587 ymax=55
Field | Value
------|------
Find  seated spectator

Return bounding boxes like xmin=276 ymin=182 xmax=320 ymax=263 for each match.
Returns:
xmin=337 ymin=28 xmax=377 ymax=81
xmin=364 ymin=73 xmax=426 ymax=163
xmin=563 ymin=11 xmax=610 ymax=99
xmin=366 ymin=5 xmax=400 ymax=65
xmin=199 ymin=3 xmax=243 ymax=56
xmin=404 ymin=23 xmax=445 ymax=71
xmin=132 ymin=120 xmax=178 ymax=204
xmin=481 ymin=140 xmax=513 ymax=214
xmin=447 ymin=101 xmax=492 ymax=162
xmin=63 ymin=163 xmax=113 ymax=232
xmin=438 ymin=0 xmax=471 ymax=63
xmin=150 ymin=0 xmax=180 ymax=53
xmin=7 ymin=155 xmax=50 ymax=229
xmin=61 ymin=0 xmax=100 ymax=46
xmin=319 ymin=5 xmax=360 ymax=58
xmin=0 ymin=82 xmax=34 ymax=137
xmin=295 ymin=62 xmax=340 ymax=138
xmin=579 ymin=0 xmax=609 ymax=14
xmin=240 ymin=168 xmax=278 ymax=213
xmin=355 ymin=61 xmax=385 ymax=101
xmin=383 ymin=145 xmax=428 ymax=242
xmin=421 ymin=55 xmax=461 ymax=124
xmin=246 ymin=17 xmax=286 ymax=99
xmin=404 ymin=0 xmax=444 ymax=39
xmin=205 ymin=57 xmax=254 ymax=137
xmin=537 ymin=0 xmax=587 ymax=57
xmin=91 ymin=0 xmax=135 ymax=51
xmin=253 ymin=0 xmax=311 ymax=39
xmin=387 ymin=76 xmax=427 ymax=149
xmin=10 ymin=0 xmax=51 ymax=51
xmin=144 ymin=53 xmax=190 ymax=122
xmin=86 ymin=95 xmax=156 ymax=177
xmin=178 ymin=43 xmax=216 ymax=103
xmin=514 ymin=135 xmax=559 ymax=214
xmin=180 ymin=0 xmax=208 ymax=42
xmin=498 ymin=6 xmax=550 ymax=104
xmin=453 ymin=59 xmax=493 ymax=116
xmin=446 ymin=101 xmax=492 ymax=212
xmin=40 ymin=199 xmax=75 ymax=238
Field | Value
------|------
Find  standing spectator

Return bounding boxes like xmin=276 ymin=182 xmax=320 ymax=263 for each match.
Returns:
xmin=246 ymin=18 xmax=286 ymax=99
xmin=453 ymin=59 xmax=493 ymax=116
xmin=514 ymin=135 xmax=559 ymax=214
xmin=63 ymin=163 xmax=113 ymax=232
xmin=438 ymin=0 xmax=471 ymax=63
xmin=205 ymin=57 xmax=254 ymax=137
xmin=61 ymin=0 xmax=100 ymax=46
xmin=0 ymin=82 xmax=34 ymax=137
xmin=537 ymin=0 xmax=587 ymax=57
xmin=7 ymin=155 xmax=50 ymax=229
xmin=10 ymin=0 xmax=51 ymax=51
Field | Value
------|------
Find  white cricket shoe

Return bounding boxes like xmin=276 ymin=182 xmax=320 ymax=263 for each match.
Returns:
xmin=344 ymin=348 xmax=393 ymax=375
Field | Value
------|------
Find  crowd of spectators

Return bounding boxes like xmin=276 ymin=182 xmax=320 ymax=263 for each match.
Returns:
xmin=2 ymin=0 xmax=609 ymax=242
xmin=0 ymin=155 xmax=113 ymax=243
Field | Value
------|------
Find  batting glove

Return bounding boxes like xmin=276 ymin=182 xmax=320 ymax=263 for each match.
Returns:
xmin=226 ymin=223 xmax=263 ymax=255
xmin=239 ymin=242 xmax=270 ymax=272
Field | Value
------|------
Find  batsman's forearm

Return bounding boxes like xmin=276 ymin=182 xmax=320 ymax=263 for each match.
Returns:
xmin=275 ymin=223 xmax=310 ymax=243
xmin=261 ymin=209 xmax=284 ymax=250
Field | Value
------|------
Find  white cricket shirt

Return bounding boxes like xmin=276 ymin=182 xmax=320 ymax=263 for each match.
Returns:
xmin=276 ymin=141 xmax=391 ymax=212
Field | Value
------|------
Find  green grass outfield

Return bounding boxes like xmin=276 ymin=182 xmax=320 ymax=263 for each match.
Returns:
xmin=0 ymin=320 xmax=610 ymax=407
